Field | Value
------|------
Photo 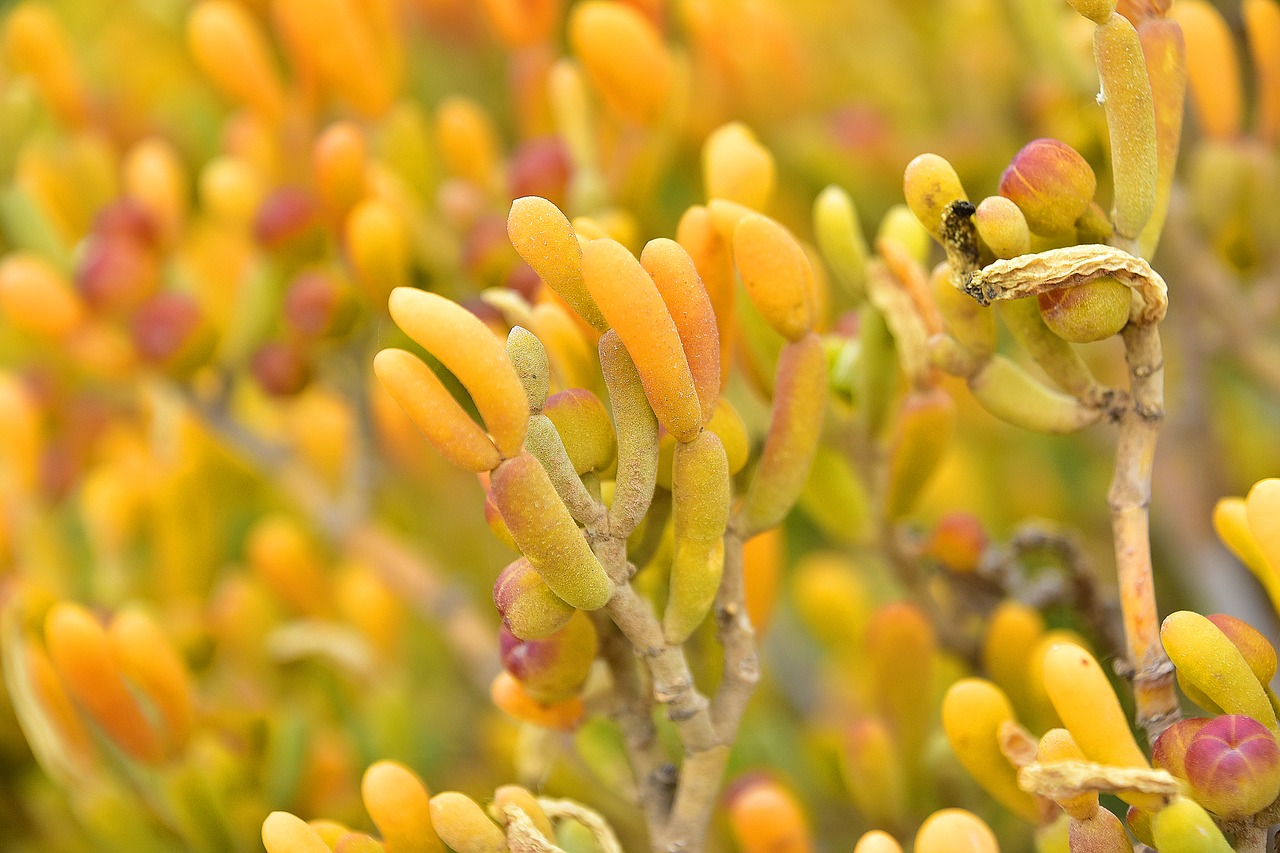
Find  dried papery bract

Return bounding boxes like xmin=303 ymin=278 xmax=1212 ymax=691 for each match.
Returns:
xmin=962 ymin=244 xmax=1167 ymax=326
xmin=1040 ymin=643 xmax=1162 ymax=810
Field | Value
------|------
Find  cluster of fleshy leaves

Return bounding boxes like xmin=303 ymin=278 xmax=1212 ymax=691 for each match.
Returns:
xmin=940 ymin=565 xmax=1280 ymax=853
xmin=262 ymin=760 xmax=618 ymax=853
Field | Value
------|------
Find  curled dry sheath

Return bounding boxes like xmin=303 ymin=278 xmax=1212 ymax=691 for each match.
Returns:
xmin=940 ymin=200 xmax=1166 ymax=326
xmin=1018 ymin=760 xmax=1180 ymax=802
xmin=960 ymin=243 xmax=1169 ymax=326
xmin=504 ymin=799 xmax=625 ymax=853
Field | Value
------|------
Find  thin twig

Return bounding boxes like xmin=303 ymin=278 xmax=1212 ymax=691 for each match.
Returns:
xmin=1109 ymin=323 xmax=1179 ymax=744
xmin=603 ymin=579 xmax=721 ymax=853
xmin=711 ymin=530 xmax=757 ymax=737
xmin=597 ymin=527 xmax=731 ymax=853
xmin=592 ymin=611 xmax=674 ymax=833
xmin=658 ymin=529 xmax=758 ymax=853
xmin=603 ymin=585 xmax=718 ymax=752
